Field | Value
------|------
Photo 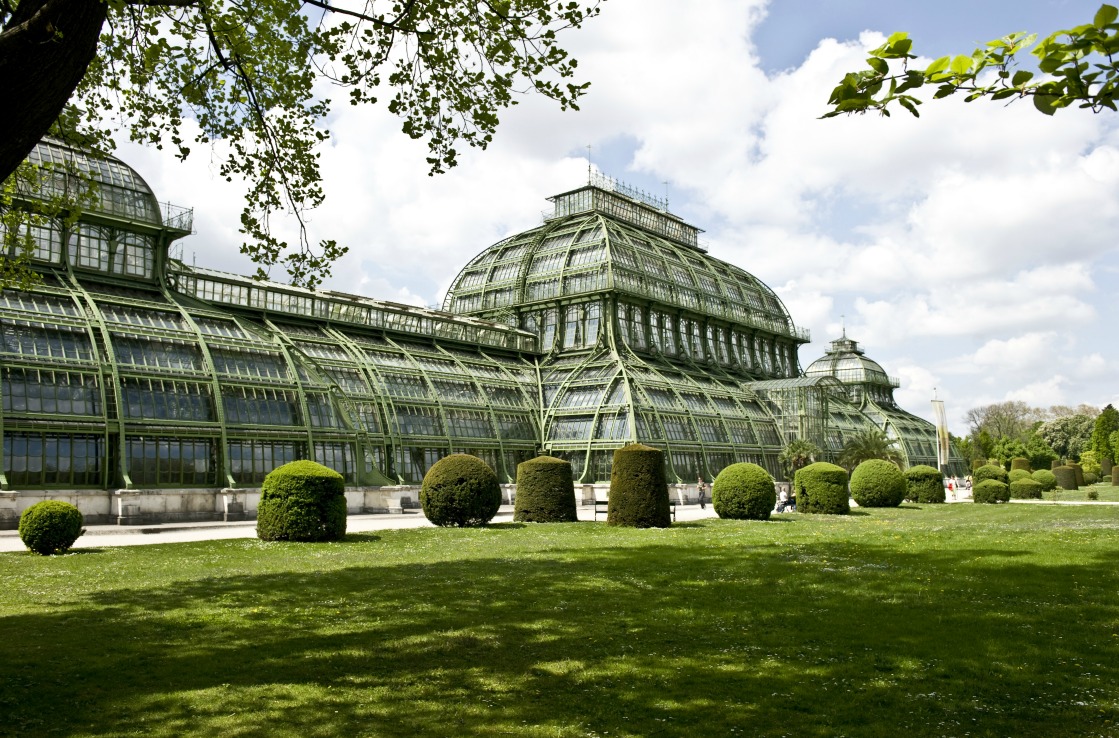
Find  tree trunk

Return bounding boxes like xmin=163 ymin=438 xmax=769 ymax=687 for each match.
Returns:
xmin=0 ymin=0 xmax=108 ymax=181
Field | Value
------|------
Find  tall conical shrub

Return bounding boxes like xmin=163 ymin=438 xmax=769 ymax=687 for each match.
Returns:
xmin=607 ymin=444 xmax=670 ymax=528
xmin=514 ymin=456 xmax=577 ymax=523
xmin=1010 ymin=457 xmax=1031 ymax=472
xmin=1053 ymin=466 xmax=1078 ymax=491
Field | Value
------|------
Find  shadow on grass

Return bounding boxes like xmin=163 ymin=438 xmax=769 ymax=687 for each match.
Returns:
xmin=2 ymin=526 xmax=1118 ymax=736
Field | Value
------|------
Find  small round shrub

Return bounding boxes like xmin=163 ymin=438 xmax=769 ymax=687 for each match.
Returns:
xmin=18 ymin=501 xmax=84 ymax=555
xmin=904 ymin=465 xmax=944 ymax=503
xmin=850 ymin=459 xmax=906 ymax=508
xmin=1084 ymin=472 xmax=1099 ymax=485
xmin=421 ymin=454 xmax=502 ymax=527
xmin=514 ymin=456 xmax=577 ymax=523
xmin=607 ymin=444 xmax=671 ymax=528
xmin=1008 ymin=469 xmax=1032 ymax=484
xmin=1087 ymin=489 xmax=1100 ymax=500
xmin=974 ymin=465 xmax=1009 ymax=485
xmin=973 ymin=479 xmax=1009 ymax=504
xmin=1052 ymin=466 xmax=1078 ymax=490
xmin=257 ymin=460 xmax=347 ymax=541
xmin=1031 ymin=469 xmax=1058 ymax=492
xmin=1010 ymin=457 xmax=1031 ymax=472
xmin=1068 ymin=463 xmax=1085 ymax=487
xmin=1009 ymin=478 xmax=1043 ymax=500
xmin=712 ymin=463 xmax=776 ymax=520
xmin=794 ymin=462 xmax=850 ymax=515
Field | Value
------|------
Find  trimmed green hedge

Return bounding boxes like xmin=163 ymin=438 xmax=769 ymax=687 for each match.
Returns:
xmin=607 ymin=444 xmax=671 ymax=528
xmin=1051 ymin=459 xmax=1061 ymax=470
xmin=712 ymin=463 xmax=776 ymax=520
xmin=18 ymin=501 xmax=85 ymax=555
xmin=1010 ymin=457 xmax=1031 ymax=472
xmin=973 ymin=479 xmax=1010 ymax=504
xmin=1112 ymin=466 xmax=1118 ymax=486
xmin=1008 ymin=469 xmax=1032 ymax=484
xmin=256 ymin=460 xmax=347 ymax=542
xmin=1085 ymin=472 xmax=1099 ymax=485
xmin=1031 ymin=469 xmax=1058 ymax=492
xmin=1053 ymin=466 xmax=1078 ymax=490
xmin=1009 ymin=478 xmax=1043 ymax=499
xmin=905 ymin=465 xmax=944 ymax=503
xmin=513 ymin=456 xmax=577 ymax=523
xmin=1068 ymin=463 xmax=1085 ymax=487
xmin=850 ymin=459 xmax=906 ymax=508
xmin=974 ymin=465 xmax=1009 ymax=485
xmin=971 ymin=459 xmax=987 ymax=473
xmin=794 ymin=462 xmax=850 ymax=515
xmin=421 ymin=454 xmax=502 ymax=527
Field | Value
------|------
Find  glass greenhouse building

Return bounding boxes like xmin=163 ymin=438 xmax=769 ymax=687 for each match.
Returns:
xmin=0 ymin=141 xmax=963 ymax=512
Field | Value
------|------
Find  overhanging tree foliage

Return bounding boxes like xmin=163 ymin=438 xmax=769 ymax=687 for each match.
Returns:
xmin=823 ymin=4 xmax=1119 ymax=119
xmin=0 ymin=0 xmax=601 ymax=288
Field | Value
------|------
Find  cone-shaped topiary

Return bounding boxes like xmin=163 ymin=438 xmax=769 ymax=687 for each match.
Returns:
xmin=1053 ymin=465 xmax=1078 ymax=490
xmin=1031 ymin=469 xmax=1058 ymax=492
xmin=1112 ymin=466 xmax=1118 ymax=486
xmin=18 ymin=501 xmax=85 ymax=555
xmin=421 ymin=454 xmax=502 ymax=527
xmin=1051 ymin=459 xmax=1062 ymax=470
xmin=712 ymin=463 xmax=776 ymax=520
xmin=514 ymin=456 xmax=577 ymax=523
xmin=850 ymin=459 xmax=906 ymax=507
xmin=1009 ymin=478 xmax=1043 ymax=499
xmin=974 ymin=465 xmax=1009 ymax=485
xmin=607 ymin=444 xmax=671 ymax=528
xmin=794 ymin=462 xmax=850 ymax=515
xmin=1008 ymin=469 xmax=1032 ymax=484
xmin=1102 ymin=458 xmax=1113 ymax=477
xmin=1068 ymin=462 xmax=1085 ymax=487
xmin=257 ymin=460 xmax=347 ymax=541
xmin=973 ymin=479 xmax=1009 ymax=504
xmin=1010 ymin=457 xmax=1031 ymax=472
xmin=971 ymin=459 xmax=987 ymax=473
xmin=905 ymin=465 xmax=944 ymax=503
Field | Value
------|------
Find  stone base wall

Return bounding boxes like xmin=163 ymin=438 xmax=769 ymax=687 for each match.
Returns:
xmin=0 ymin=483 xmax=520 ymax=529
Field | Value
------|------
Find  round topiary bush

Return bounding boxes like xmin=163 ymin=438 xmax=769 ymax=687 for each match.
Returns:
xmin=1068 ymin=463 xmax=1085 ymax=487
xmin=973 ymin=479 xmax=1009 ymax=504
xmin=420 ymin=454 xmax=502 ymax=527
xmin=974 ymin=464 xmax=1009 ymax=485
xmin=1031 ymin=469 xmax=1058 ymax=492
xmin=513 ymin=456 xmax=577 ymax=523
xmin=1009 ymin=477 xmax=1043 ymax=499
xmin=607 ymin=444 xmax=671 ymax=528
xmin=18 ymin=501 xmax=85 ymax=555
xmin=1084 ymin=472 xmax=1099 ymax=485
xmin=1053 ymin=465 xmax=1078 ymax=490
xmin=794 ymin=462 xmax=850 ymax=515
xmin=256 ymin=460 xmax=347 ymax=541
xmin=1008 ymin=469 xmax=1032 ymax=484
xmin=712 ymin=463 xmax=776 ymax=520
xmin=850 ymin=459 xmax=906 ymax=508
xmin=904 ymin=465 xmax=944 ymax=503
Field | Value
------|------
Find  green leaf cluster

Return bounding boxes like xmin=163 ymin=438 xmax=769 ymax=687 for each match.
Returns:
xmin=824 ymin=4 xmax=1119 ymax=120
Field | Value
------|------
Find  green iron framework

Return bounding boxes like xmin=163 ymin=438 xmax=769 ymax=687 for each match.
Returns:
xmin=0 ymin=141 xmax=964 ymax=493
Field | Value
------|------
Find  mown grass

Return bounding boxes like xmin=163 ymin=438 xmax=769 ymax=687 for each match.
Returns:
xmin=1044 ymin=483 xmax=1119 ymax=502
xmin=2 ymin=504 xmax=1118 ymax=737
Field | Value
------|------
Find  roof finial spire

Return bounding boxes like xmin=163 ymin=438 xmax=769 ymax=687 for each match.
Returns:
xmin=840 ymin=314 xmax=846 ymax=338
xmin=586 ymin=144 xmax=592 ymax=183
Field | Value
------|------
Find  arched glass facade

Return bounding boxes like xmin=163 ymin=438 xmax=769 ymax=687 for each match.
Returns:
xmin=1 ymin=141 xmax=959 ymax=494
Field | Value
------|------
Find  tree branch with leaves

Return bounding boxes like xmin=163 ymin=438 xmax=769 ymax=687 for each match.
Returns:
xmin=0 ymin=0 xmax=601 ymax=288
xmin=823 ymin=4 xmax=1119 ymax=120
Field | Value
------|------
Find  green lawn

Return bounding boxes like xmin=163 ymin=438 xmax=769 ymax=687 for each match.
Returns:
xmin=1044 ymin=483 xmax=1119 ymax=502
xmin=2 ymin=504 xmax=1118 ymax=737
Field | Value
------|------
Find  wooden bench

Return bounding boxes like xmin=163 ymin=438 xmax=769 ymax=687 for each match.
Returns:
xmin=592 ymin=498 xmax=677 ymax=521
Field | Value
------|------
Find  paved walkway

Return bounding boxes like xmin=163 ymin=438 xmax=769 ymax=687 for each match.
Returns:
xmin=2 ymin=498 xmax=1114 ymax=553
xmin=0 ymin=504 xmax=724 ymax=552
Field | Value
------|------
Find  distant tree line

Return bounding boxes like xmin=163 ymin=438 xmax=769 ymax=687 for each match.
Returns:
xmin=953 ymin=401 xmax=1119 ymax=474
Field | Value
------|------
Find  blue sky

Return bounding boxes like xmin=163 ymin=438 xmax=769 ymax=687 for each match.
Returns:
xmin=121 ymin=0 xmax=1117 ymax=433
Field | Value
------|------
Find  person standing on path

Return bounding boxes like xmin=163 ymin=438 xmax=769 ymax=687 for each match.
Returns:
xmin=697 ymin=476 xmax=707 ymax=509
